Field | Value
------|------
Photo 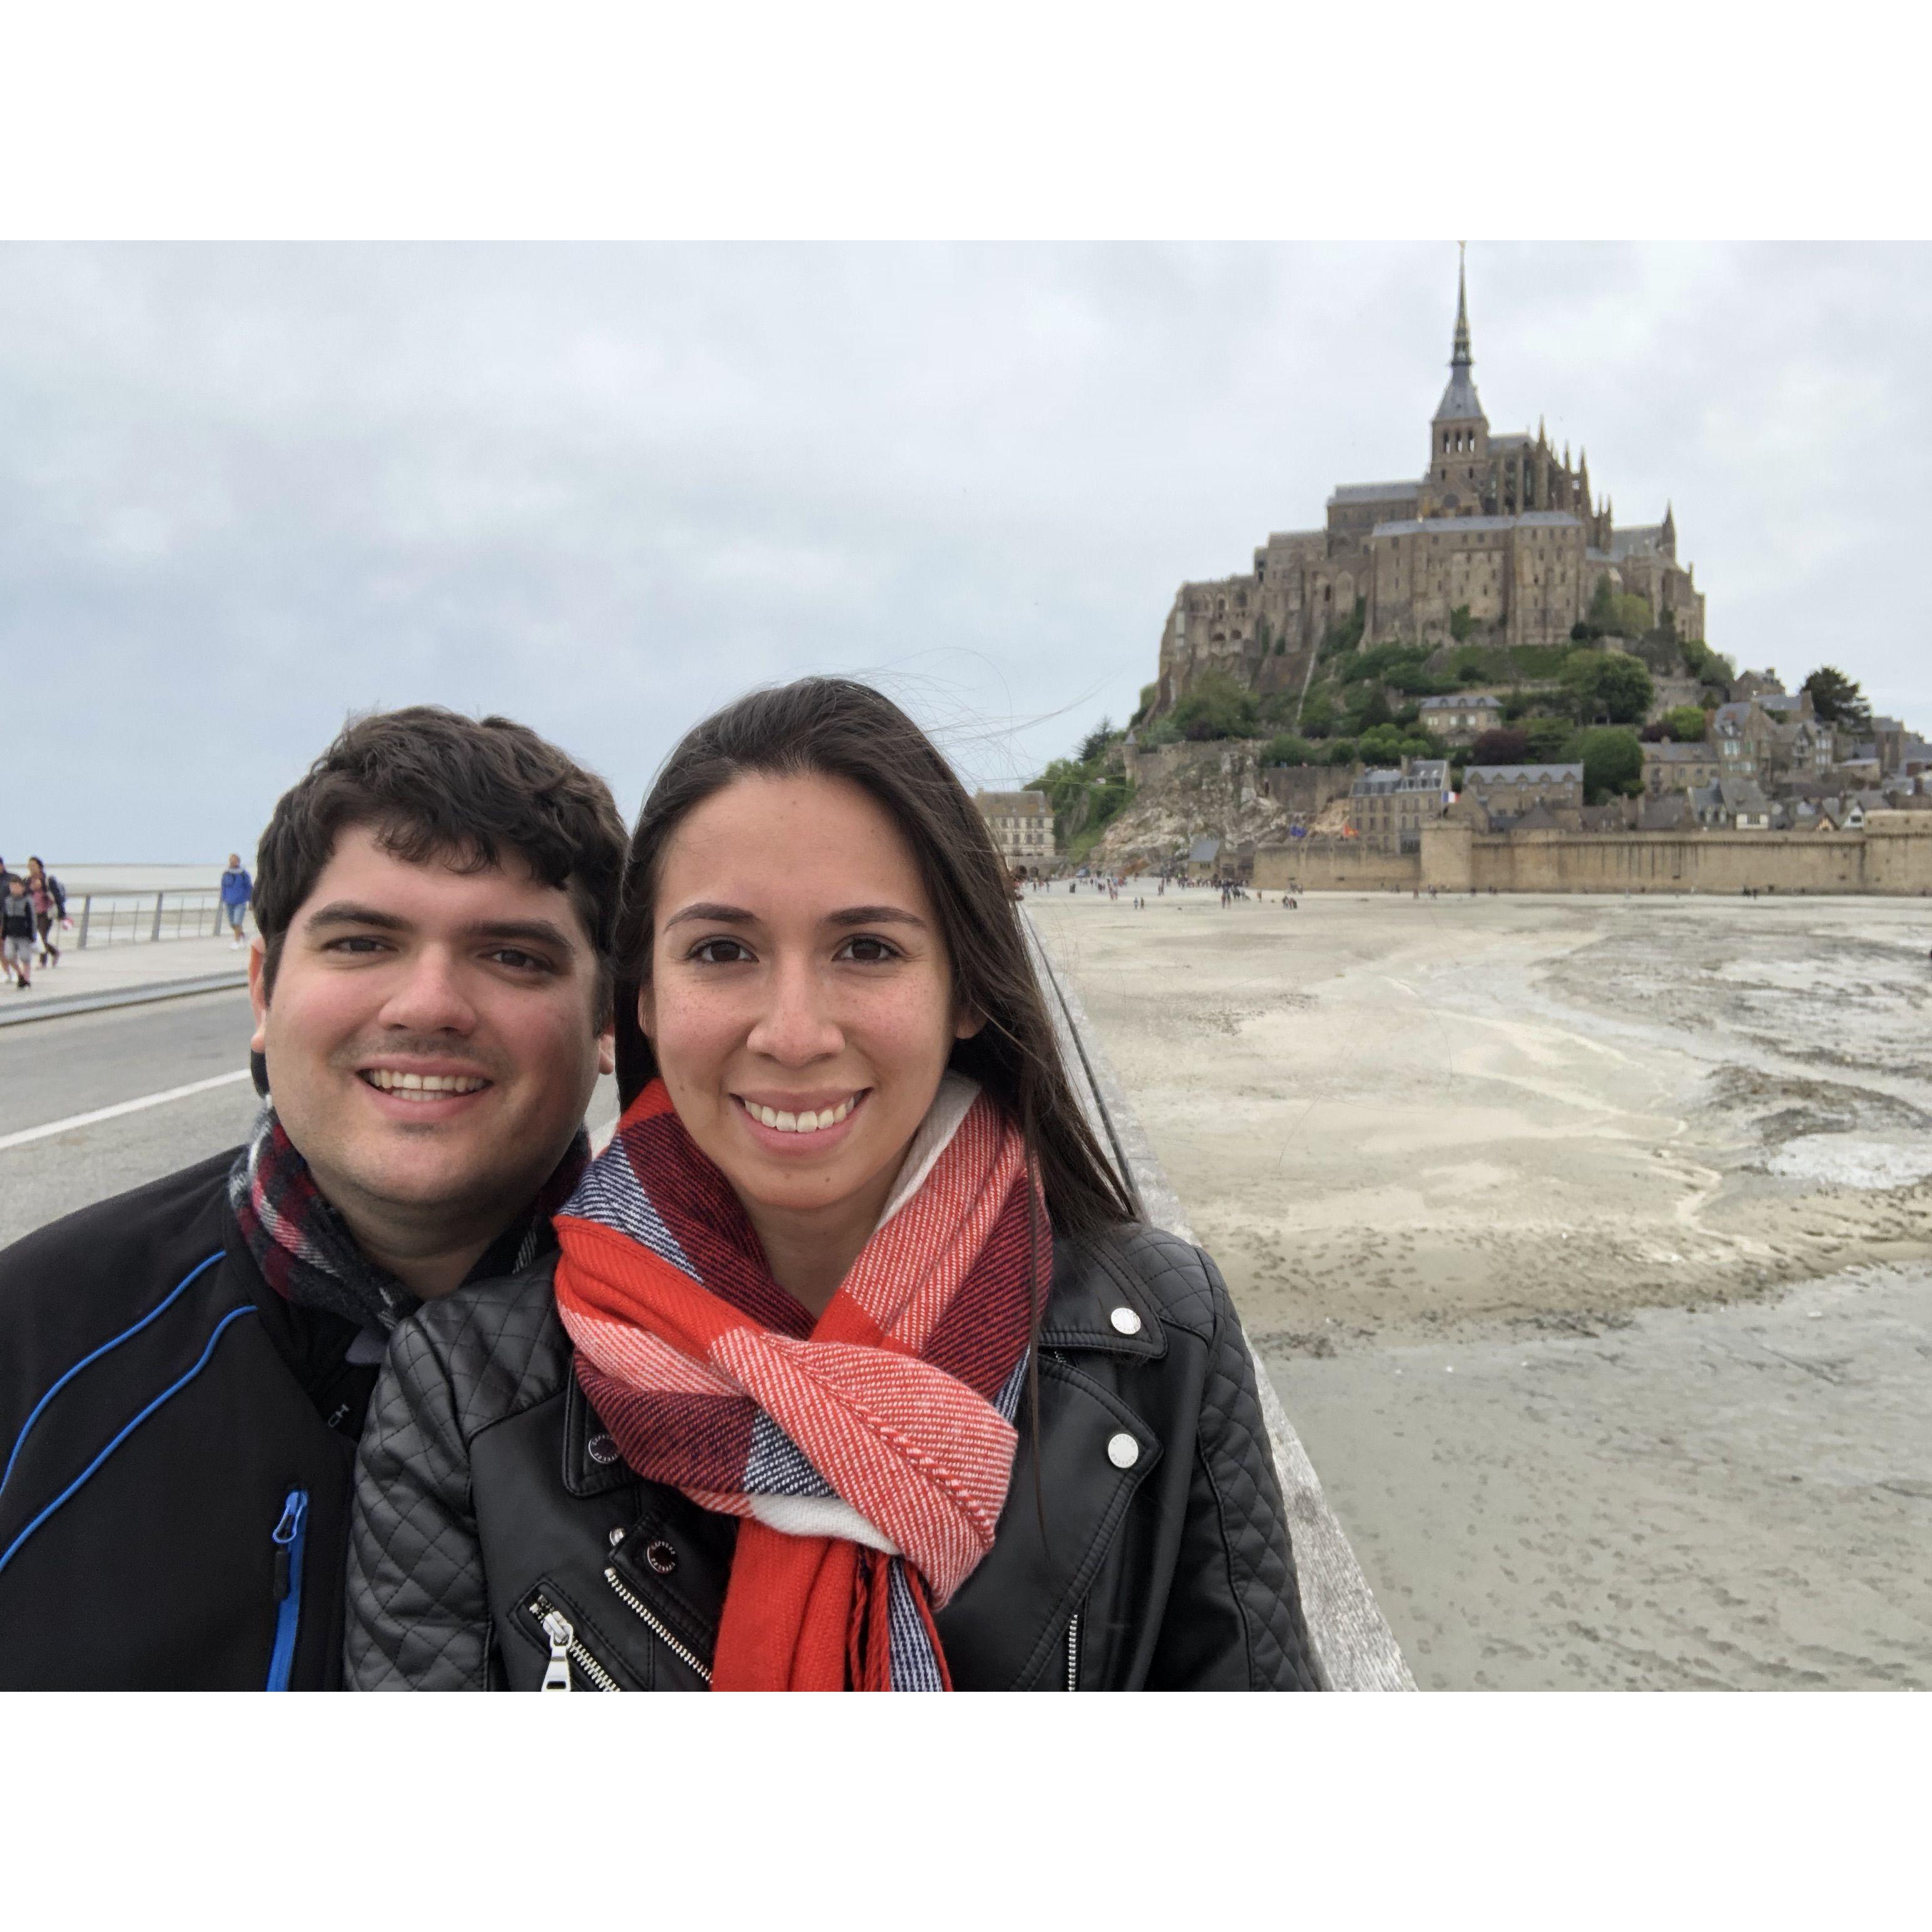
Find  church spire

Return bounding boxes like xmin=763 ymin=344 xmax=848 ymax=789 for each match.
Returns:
xmin=1452 ymin=240 xmax=1472 ymax=368
xmin=1431 ymin=242 xmax=1486 ymax=428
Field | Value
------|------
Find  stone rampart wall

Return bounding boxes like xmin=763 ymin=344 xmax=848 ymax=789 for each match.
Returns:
xmin=1253 ymin=842 xmax=1421 ymax=891
xmin=1255 ymin=815 xmax=1932 ymax=897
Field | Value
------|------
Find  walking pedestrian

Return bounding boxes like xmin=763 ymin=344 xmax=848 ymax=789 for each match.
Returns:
xmin=220 ymin=851 xmax=253 ymax=947
xmin=2 ymin=872 xmax=34 ymax=989
xmin=26 ymin=858 xmax=64 ymax=968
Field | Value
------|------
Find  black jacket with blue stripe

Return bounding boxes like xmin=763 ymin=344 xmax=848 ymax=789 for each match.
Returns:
xmin=0 ymin=1152 xmax=379 ymax=1689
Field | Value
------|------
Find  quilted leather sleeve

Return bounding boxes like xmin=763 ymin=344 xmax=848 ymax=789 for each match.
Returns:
xmin=343 ymin=1269 xmax=569 ymax=1690
xmin=1147 ymin=1247 xmax=1323 ymax=1692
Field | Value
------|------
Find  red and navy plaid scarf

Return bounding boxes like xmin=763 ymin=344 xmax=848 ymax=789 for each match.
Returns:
xmin=552 ymin=1072 xmax=1046 ymax=1692
xmin=228 ymin=1102 xmax=588 ymax=1335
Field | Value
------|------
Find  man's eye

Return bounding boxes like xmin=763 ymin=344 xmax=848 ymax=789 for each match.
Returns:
xmin=326 ymin=935 xmax=390 ymax=955
xmin=838 ymin=935 xmax=901 ymax=964
xmin=692 ymin=937 xmax=754 ymax=965
xmin=488 ymin=948 xmax=554 ymax=974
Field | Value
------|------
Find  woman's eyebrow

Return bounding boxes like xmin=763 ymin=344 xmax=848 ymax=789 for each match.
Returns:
xmin=663 ymin=902 xmax=758 ymax=929
xmin=825 ymin=905 xmax=926 ymax=928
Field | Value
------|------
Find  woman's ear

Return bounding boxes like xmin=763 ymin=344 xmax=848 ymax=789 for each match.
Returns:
xmin=953 ymin=1004 xmax=986 ymax=1042
xmin=636 ymin=980 xmax=654 ymax=1039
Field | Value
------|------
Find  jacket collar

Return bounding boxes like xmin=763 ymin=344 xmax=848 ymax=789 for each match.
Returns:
xmin=1037 ymin=1229 xmax=1166 ymax=1361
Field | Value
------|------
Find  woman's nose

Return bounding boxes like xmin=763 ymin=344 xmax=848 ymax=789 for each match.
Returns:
xmin=745 ymin=958 xmax=842 ymax=1064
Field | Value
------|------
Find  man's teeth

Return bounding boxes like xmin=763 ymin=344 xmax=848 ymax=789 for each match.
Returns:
xmin=364 ymin=1070 xmax=489 ymax=1098
xmin=746 ymin=1096 xmax=857 ymax=1134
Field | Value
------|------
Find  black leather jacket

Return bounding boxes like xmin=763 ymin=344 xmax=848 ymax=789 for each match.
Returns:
xmin=345 ymin=1223 xmax=1321 ymax=1690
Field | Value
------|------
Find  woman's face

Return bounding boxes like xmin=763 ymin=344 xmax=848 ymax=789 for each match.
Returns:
xmin=641 ymin=772 xmax=980 ymax=1232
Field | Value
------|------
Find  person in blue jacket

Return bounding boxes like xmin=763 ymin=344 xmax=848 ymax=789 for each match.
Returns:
xmin=220 ymin=852 xmax=253 ymax=947
xmin=0 ymin=706 xmax=628 ymax=1687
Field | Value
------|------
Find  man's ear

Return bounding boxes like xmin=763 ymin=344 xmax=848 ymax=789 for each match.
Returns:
xmin=247 ymin=937 xmax=271 ymax=1054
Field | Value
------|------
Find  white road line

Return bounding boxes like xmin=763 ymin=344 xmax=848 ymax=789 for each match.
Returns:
xmin=0 ymin=1069 xmax=254 ymax=1152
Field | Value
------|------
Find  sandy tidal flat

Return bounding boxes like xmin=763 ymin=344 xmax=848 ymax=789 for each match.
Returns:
xmin=1030 ymin=884 xmax=1932 ymax=1689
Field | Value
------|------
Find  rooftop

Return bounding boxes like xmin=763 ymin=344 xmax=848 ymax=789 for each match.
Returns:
xmin=1329 ymin=480 xmax=1423 ymax=506
xmin=1465 ymin=763 xmax=1585 ymax=785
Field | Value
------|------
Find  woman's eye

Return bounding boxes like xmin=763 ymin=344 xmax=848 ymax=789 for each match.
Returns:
xmin=692 ymin=937 xmax=753 ymax=965
xmin=838 ymin=935 xmax=900 ymax=964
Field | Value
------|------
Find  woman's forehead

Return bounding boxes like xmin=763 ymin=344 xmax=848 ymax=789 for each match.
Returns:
xmin=661 ymin=773 xmax=929 ymax=904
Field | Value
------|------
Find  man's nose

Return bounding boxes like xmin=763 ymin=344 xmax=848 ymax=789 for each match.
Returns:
xmin=377 ymin=947 xmax=479 ymax=1034
xmin=745 ymin=956 xmax=843 ymax=1065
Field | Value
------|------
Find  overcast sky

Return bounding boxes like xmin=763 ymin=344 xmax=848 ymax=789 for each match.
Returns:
xmin=3 ymin=241 xmax=1927 ymax=863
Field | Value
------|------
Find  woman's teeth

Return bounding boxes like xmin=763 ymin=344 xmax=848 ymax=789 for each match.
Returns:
xmin=746 ymin=1096 xmax=857 ymax=1134
xmin=364 ymin=1070 xmax=489 ymax=1098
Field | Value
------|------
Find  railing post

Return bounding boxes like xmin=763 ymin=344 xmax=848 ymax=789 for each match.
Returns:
xmin=78 ymin=895 xmax=91 ymax=948
xmin=150 ymin=892 xmax=165 ymax=942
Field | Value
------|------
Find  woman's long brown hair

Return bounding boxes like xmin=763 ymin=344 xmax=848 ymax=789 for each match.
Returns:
xmin=611 ymin=677 xmax=1136 ymax=1321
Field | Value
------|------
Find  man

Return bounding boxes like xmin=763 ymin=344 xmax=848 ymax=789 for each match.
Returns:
xmin=220 ymin=850 xmax=253 ymax=947
xmin=3 ymin=870 xmax=36 ymax=989
xmin=0 ymin=708 xmax=627 ymax=1687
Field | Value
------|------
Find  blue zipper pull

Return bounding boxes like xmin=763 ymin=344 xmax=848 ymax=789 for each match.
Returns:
xmin=271 ymin=1492 xmax=305 ymax=1600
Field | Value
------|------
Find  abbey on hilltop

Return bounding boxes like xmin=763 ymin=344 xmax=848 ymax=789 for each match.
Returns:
xmin=1152 ymin=249 xmax=1707 ymax=712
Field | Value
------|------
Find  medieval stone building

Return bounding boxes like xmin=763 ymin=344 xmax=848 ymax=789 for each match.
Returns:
xmin=1154 ymin=252 xmax=1707 ymax=714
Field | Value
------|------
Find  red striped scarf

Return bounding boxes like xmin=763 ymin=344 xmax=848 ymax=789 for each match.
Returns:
xmin=551 ymin=1073 xmax=1045 ymax=1690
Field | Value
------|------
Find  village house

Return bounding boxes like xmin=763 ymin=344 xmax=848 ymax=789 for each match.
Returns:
xmin=1457 ymin=761 xmax=1584 ymax=816
xmin=1417 ymin=692 xmax=1505 ymax=746
xmin=1642 ymin=739 xmax=1722 ymax=796
xmin=1346 ymin=759 xmax=1452 ymax=852
xmin=972 ymin=790 xmax=1058 ymax=873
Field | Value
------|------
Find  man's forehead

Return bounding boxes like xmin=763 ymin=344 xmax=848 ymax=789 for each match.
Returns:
xmin=299 ymin=825 xmax=580 ymax=928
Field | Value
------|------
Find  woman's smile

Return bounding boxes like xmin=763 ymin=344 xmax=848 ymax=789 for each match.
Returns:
xmin=731 ymin=1087 xmax=870 ymax=1149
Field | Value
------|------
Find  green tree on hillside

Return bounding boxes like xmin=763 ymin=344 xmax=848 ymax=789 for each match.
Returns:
xmin=1521 ymin=714 xmax=1574 ymax=762
xmin=1801 ymin=665 xmax=1872 ymax=732
xmin=1664 ymin=705 xmax=1707 ymax=743
xmin=1261 ymin=734 xmax=1318 ymax=766
xmin=1169 ymin=673 xmax=1261 ymax=741
xmin=1561 ymin=648 xmax=1654 ymax=724
xmin=1574 ymin=726 xmax=1644 ymax=803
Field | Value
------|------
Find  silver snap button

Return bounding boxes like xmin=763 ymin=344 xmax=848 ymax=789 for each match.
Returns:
xmin=608 ymin=1526 xmax=626 ymax=1548
xmin=1110 ymin=1306 xmax=1142 ymax=1336
xmin=1107 ymin=1431 xmax=1140 ymax=1469
xmin=645 ymin=1539 xmax=678 ymax=1575
xmin=587 ymin=1432 xmax=620 ymax=1465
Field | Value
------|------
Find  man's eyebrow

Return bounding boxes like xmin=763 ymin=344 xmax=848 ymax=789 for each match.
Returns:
xmin=302 ymin=902 xmax=410 ymax=933
xmin=663 ymin=902 xmax=758 ymax=929
xmin=460 ymin=918 xmax=577 ymax=953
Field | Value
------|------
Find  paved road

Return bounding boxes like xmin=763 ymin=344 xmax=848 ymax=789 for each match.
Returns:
xmin=1 ymin=991 xmax=619 ymax=1249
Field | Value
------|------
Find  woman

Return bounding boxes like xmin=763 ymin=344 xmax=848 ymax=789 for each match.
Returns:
xmin=26 ymin=858 xmax=63 ymax=969
xmin=346 ymin=679 xmax=1317 ymax=1690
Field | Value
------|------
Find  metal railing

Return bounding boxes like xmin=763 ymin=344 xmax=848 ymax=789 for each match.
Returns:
xmin=67 ymin=890 xmax=243 ymax=949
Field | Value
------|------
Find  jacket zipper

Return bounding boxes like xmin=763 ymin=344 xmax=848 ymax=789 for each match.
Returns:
xmin=528 ymin=1594 xmax=620 ymax=1692
xmin=603 ymin=1563 xmax=713 ymax=1685
xmin=265 ymin=1488 xmax=308 ymax=1692
xmin=1065 ymin=1609 xmax=1081 ymax=1692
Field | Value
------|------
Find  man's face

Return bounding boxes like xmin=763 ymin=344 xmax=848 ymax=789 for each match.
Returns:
xmin=228 ymin=853 xmax=240 ymax=867
xmin=250 ymin=823 xmax=613 ymax=1236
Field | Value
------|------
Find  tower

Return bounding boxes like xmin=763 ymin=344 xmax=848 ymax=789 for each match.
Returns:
xmin=1428 ymin=243 xmax=1488 ymax=502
